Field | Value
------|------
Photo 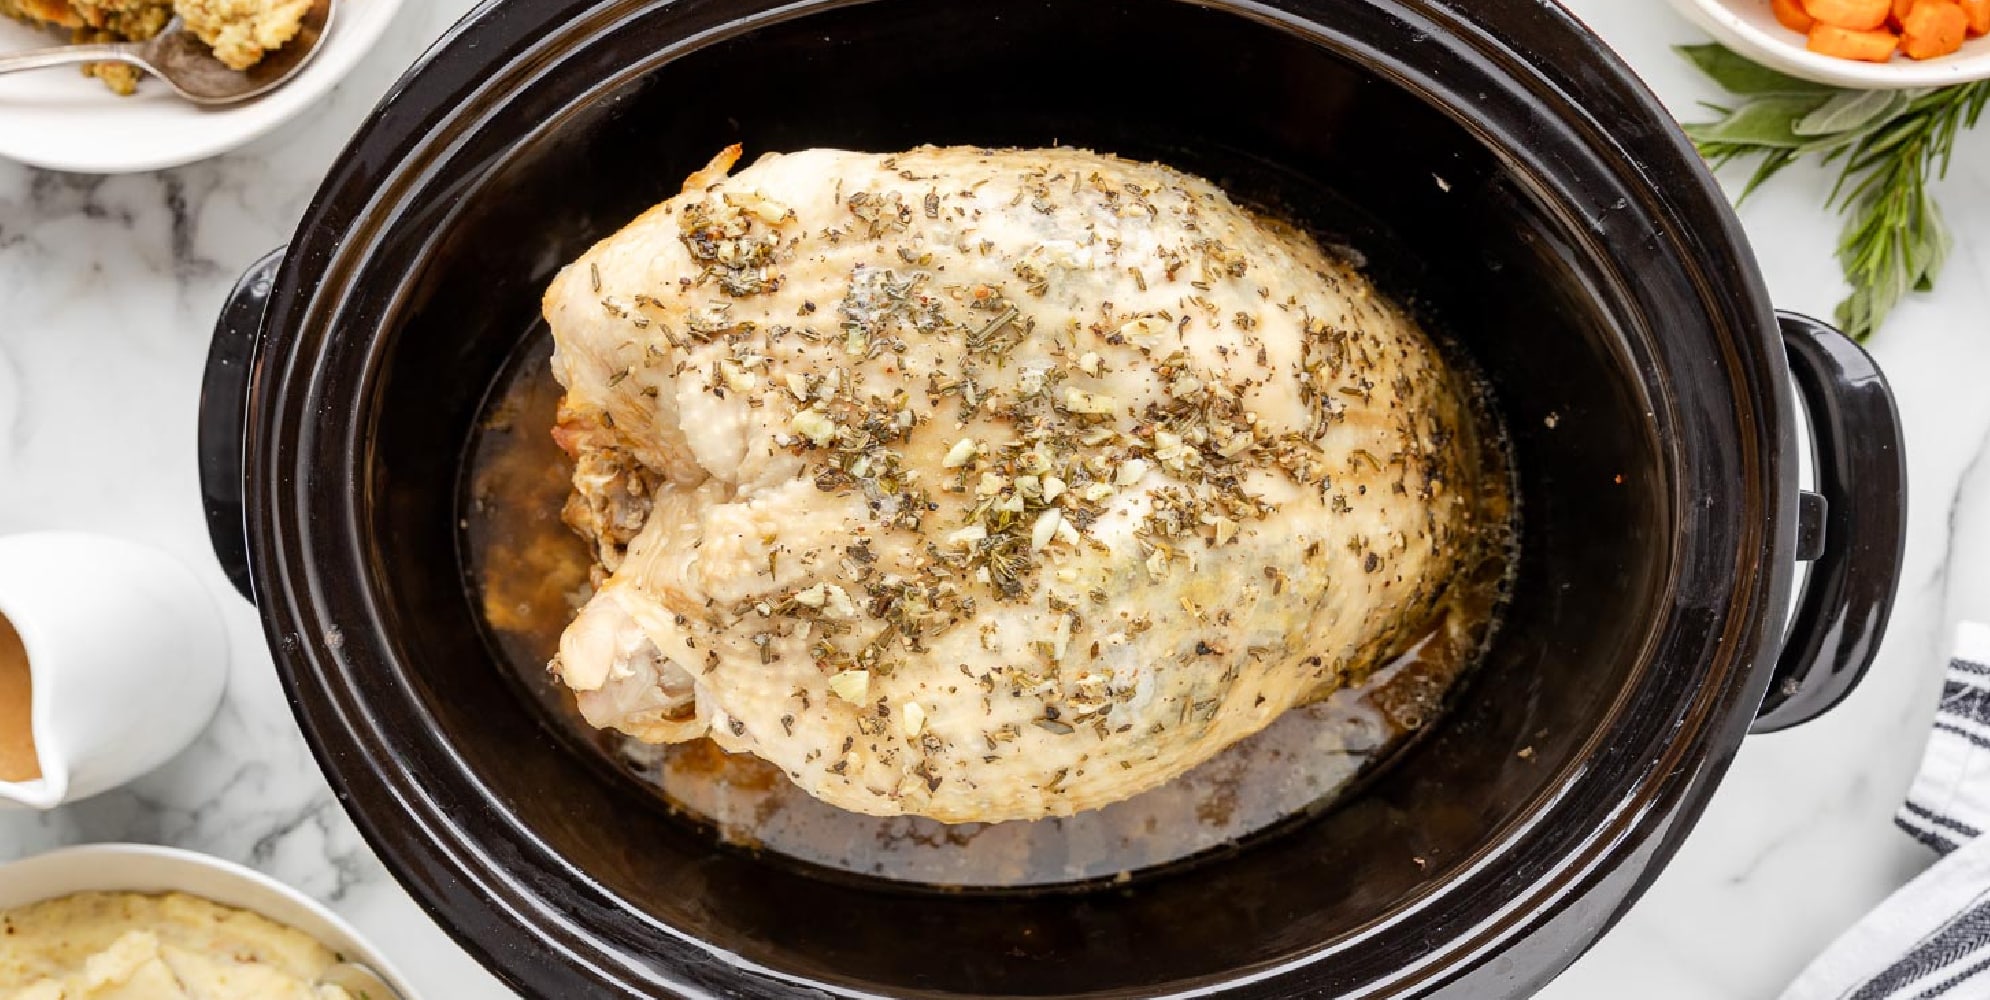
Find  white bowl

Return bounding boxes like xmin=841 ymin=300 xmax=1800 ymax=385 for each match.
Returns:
xmin=0 ymin=0 xmax=404 ymax=173
xmin=0 ymin=844 xmax=421 ymax=998
xmin=1668 ymin=0 xmax=1990 ymax=88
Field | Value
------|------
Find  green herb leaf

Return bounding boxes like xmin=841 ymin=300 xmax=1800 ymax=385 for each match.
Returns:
xmin=1677 ymin=44 xmax=1834 ymax=96
xmin=1796 ymin=88 xmax=1911 ymax=136
xmin=1682 ymin=94 xmax=1834 ymax=147
xmin=1738 ymin=148 xmax=1801 ymax=201
xmin=1914 ymin=220 xmax=1950 ymax=294
xmin=1683 ymin=44 xmax=1990 ymax=339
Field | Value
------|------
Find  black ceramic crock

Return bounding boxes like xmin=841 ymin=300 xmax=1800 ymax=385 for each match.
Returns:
xmin=197 ymin=0 xmax=1909 ymax=996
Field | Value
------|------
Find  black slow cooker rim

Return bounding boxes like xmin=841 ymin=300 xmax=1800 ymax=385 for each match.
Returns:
xmin=240 ymin=0 xmax=1796 ymax=996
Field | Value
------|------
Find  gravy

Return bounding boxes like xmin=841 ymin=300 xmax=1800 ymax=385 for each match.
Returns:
xmin=0 ymin=612 xmax=38 ymax=783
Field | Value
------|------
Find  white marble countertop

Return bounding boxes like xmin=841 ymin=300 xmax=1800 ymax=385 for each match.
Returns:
xmin=1 ymin=2 xmax=1984 ymax=997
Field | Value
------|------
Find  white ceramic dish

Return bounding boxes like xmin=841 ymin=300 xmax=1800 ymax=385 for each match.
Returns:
xmin=0 ymin=0 xmax=404 ymax=173
xmin=0 ymin=532 xmax=228 ymax=810
xmin=0 ymin=844 xmax=421 ymax=998
xmin=1669 ymin=0 xmax=1990 ymax=88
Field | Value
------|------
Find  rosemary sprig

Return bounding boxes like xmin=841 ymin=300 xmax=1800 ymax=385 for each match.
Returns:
xmin=1680 ymin=44 xmax=1990 ymax=340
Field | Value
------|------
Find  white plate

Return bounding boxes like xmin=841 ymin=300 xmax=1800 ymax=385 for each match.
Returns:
xmin=1669 ymin=0 xmax=1990 ymax=89
xmin=0 ymin=0 xmax=403 ymax=173
xmin=0 ymin=843 xmax=423 ymax=998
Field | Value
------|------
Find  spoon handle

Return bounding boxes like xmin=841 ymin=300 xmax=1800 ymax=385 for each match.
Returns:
xmin=0 ymin=44 xmax=143 ymax=78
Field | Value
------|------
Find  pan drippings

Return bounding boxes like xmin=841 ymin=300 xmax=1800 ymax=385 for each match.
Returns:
xmin=464 ymin=334 xmax=1512 ymax=887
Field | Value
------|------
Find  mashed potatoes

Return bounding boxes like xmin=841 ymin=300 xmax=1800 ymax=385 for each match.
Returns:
xmin=0 ymin=892 xmax=351 ymax=1000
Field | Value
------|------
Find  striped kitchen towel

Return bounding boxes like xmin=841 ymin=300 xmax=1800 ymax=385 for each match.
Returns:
xmin=1782 ymin=622 xmax=1990 ymax=1000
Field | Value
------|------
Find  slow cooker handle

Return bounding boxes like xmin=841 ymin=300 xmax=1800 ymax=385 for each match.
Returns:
xmin=1751 ymin=312 xmax=1906 ymax=733
xmin=197 ymin=246 xmax=285 ymax=606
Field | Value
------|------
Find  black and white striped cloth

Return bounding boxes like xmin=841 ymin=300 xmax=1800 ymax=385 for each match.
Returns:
xmin=1783 ymin=624 xmax=1990 ymax=1000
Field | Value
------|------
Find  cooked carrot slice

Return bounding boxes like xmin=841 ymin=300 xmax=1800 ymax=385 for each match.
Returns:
xmin=1808 ymin=22 xmax=1904 ymax=58
xmin=1778 ymin=0 xmax=1821 ymax=30
xmin=1804 ymin=0 xmax=1897 ymax=29
xmin=1957 ymin=0 xmax=1990 ymax=34
xmin=1903 ymin=0 xmax=1969 ymax=57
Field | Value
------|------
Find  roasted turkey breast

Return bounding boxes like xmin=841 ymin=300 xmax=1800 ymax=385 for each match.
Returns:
xmin=540 ymin=145 xmax=1504 ymax=823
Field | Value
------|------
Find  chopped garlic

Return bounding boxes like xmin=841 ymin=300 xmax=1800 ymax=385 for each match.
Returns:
xmin=724 ymin=191 xmax=795 ymax=223
xmin=1031 ymin=509 xmax=1064 ymax=551
xmin=1119 ymin=316 xmax=1170 ymax=341
xmin=789 ymin=408 xmax=838 ymax=446
xmin=1056 ymin=518 xmax=1081 ymax=546
xmin=793 ymin=583 xmax=829 ymax=608
xmin=1064 ymin=388 xmax=1118 ymax=415
xmin=943 ymin=438 xmax=979 ymax=468
xmin=1036 ymin=239 xmax=1093 ymax=269
xmin=721 ymin=363 xmax=758 ymax=392
xmin=1082 ymin=482 xmax=1117 ymax=503
xmin=947 ymin=525 xmax=989 ymax=548
xmin=821 ymin=584 xmax=859 ymax=619
xmin=1041 ymin=476 xmax=1068 ymax=504
xmin=901 ymin=701 xmax=927 ymax=737
xmin=1213 ymin=516 xmax=1239 ymax=546
xmin=1051 ymin=614 xmax=1074 ymax=661
xmin=1018 ymin=365 xmax=1050 ymax=396
xmin=828 ymin=670 xmax=871 ymax=704
xmin=1116 ymin=459 xmax=1149 ymax=486
xmin=1220 ymin=433 xmax=1257 ymax=458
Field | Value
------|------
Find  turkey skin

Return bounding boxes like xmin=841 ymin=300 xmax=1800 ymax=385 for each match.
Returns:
xmin=540 ymin=145 xmax=1507 ymax=823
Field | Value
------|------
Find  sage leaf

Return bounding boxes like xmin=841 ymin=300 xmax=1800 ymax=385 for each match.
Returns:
xmin=1799 ymin=108 xmax=1916 ymax=158
xmin=1795 ymin=89 xmax=1911 ymax=137
xmin=1682 ymin=94 xmax=1833 ymax=148
xmin=1737 ymin=148 xmax=1800 ymax=201
xmin=1677 ymin=44 xmax=1835 ymax=96
xmin=1910 ymin=195 xmax=1950 ymax=292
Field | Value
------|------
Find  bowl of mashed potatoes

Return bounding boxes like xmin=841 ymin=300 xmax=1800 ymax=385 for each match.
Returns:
xmin=0 ymin=844 xmax=418 ymax=1000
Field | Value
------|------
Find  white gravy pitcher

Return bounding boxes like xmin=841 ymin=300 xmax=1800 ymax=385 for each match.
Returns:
xmin=0 ymin=532 xmax=228 ymax=809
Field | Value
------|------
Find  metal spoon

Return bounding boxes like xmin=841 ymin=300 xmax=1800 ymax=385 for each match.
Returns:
xmin=318 ymin=960 xmax=404 ymax=1000
xmin=0 ymin=0 xmax=332 ymax=106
